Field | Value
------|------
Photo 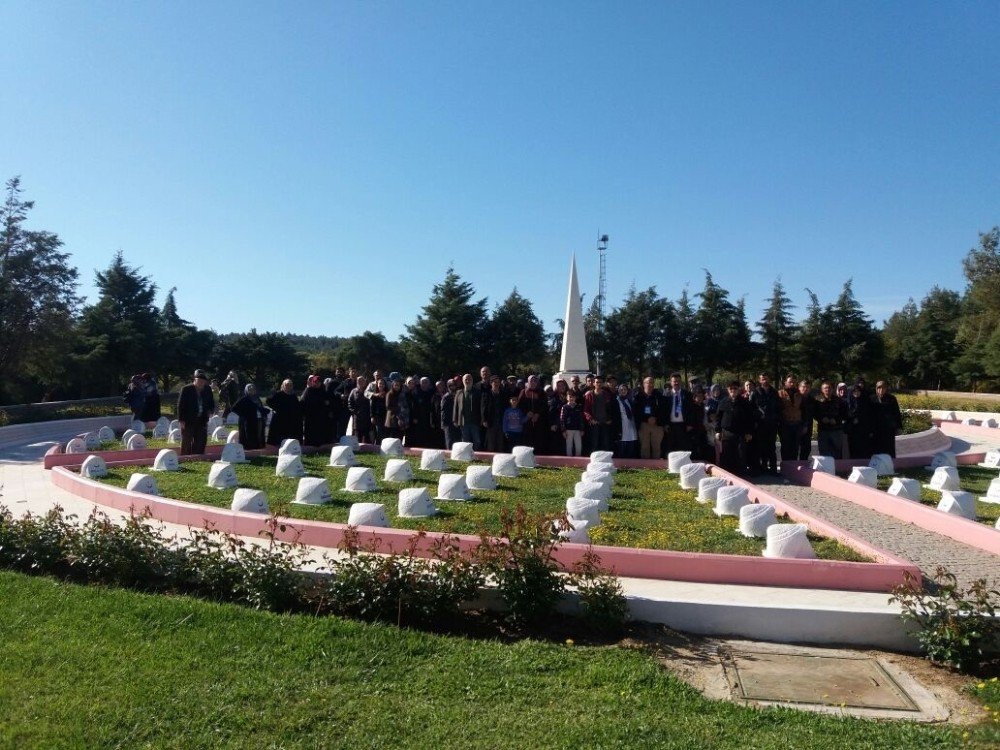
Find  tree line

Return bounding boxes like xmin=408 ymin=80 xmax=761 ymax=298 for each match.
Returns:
xmin=1 ymin=176 xmax=997 ymax=403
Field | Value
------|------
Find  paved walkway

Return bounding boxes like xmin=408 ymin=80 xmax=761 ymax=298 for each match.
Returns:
xmin=752 ymin=477 xmax=1000 ymax=590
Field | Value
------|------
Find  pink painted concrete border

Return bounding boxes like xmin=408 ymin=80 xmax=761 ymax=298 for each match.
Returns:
xmin=781 ymin=464 xmax=1000 ymax=555
xmin=936 ymin=419 xmax=1000 ymax=442
xmin=50 ymin=458 xmax=918 ymax=592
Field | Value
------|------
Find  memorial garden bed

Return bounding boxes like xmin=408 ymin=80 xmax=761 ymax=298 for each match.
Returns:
xmin=874 ymin=466 xmax=1000 ymax=527
xmin=93 ymin=453 xmax=868 ymax=561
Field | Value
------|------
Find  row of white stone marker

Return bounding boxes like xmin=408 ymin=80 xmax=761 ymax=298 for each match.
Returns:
xmin=808 ymin=448 xmax=1000 ymax=530
xmin=940 ymin=412 xmax=1000 ymax=428
xmin=668 ymin=451 xmax=814 ymax=559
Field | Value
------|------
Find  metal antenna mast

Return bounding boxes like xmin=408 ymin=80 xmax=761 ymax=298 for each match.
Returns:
xmin=596 ymin=232 xmax=609 ymax=374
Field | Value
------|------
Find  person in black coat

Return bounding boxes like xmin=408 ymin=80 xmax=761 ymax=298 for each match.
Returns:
xmin=871 ymin=380 xmax=903 ymax=457
xmin=177 ymin=369 xmax=215 ymax=455
xmin=715 ymin=381 xmax=754 ymax=477
xmin=266 ymin=379 xmax=303 ymax=447
xmin=347 ymin=376 xmax=372 ymax=444
xmin=846 ymin=379 xmax=874 ymax=459
xmin=230 ymin=383 xmax=270 ymax=449
xmin=482 ymin=376 xmax=508 ymax=453
xmin=300 ymin=375 xmax=331 ymax=447
xmin=139 ymin=373 xmax=162 ymax=423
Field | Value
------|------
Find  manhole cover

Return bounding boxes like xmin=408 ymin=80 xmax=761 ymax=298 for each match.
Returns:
xmin=726 ymin=650 xmax=920 ymax=711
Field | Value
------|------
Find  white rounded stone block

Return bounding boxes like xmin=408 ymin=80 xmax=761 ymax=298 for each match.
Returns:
xmin=80 ymin=455 xmax=108 ymax=479
xmin=887 ymin=477 xmax=922 ymax=502
xmin=126 ymin=473 xmax=158 ymax=496
xmin=961 ymin=417 xmax=980 ymax=426
xmin=848 ymin=466 xmax=878 ymax=488
xmin=763 ymin=523 xmax=816 ymax=559
xmin=122 ymin=429 xmax=138 ymax=445
xmin=985 ymin=418 xmax=999 ymax=429
xmin=384 ymin=458 xmax=414 ymax=482
xmin=276 ymin=453 xmax=306 ymax=478
xmin=328 ymin=445 xmax=356 ymax=468
xmin=811 ymin=456 xmax=835 ymax=474
xmin=83 ymin=432 xmax=101 ymax=450
xmin=513 ymin=445 xmax=536 ymax=468
xmin=65 ymin=437 xmax=88 ymax=454
xmin=279 ymin=439 xmax=302 ymax=456
xmin=925 ymin=451 xmax=958 ymax=471
xmin=398 ymin=487 xmax=438 ymax=518
xmin=169 ymin=419 xmax=180 ymax=432
xmin=156 ymin=416 xmax=170 ymax=430
xmin=211 ymin=427 xmax=230 ymax=443
xmin=293 ymin=477 xmax=332 ymax=505
xmin=697 ymin=476 xmax=729 ymax=504
xmin=152 ymin=423 xmax=169 ymax=439
xmin=868 ymin=454 xmax=894 ymax=476
xmin=339 ymin=434 xmax=360 ymax=450
xmin=574 ymin=480 xmax=611 ymax=504
xmin=207 ymin=462 xmax=238 ymax=489
xmin=566 ymin=496 xmax=602 ymax=525
xmin=152 ymin=449 xmax=179 ymax=472
xmin=679 ymin=462 xmax=707 ymax=490
xmin=207 ymin=415 xmax=224 ymax=431
xmin=450 ymin=442 xmax=474 ymax=461
xmin=226 ymin=430 xmax=241 ymax=444
xmin=220 ymin=442 xmax=248 ymax=464
xmin=344 ymin=466 xmax=377 ymax=492
xmin=587 ymin=460 xmax=616 ymax=475
xmin=937 ymin=491 xmax=976 ymax=521
xmin=436 ymin=473 xmax=471 ymax=501
xmin=589 ymin=450 xmax=614 ymax=463
xmin=420 ymin=449 xmax=446 ymax=471
xmin=167 ymin=429 xmax=181 ymax=445
xmin=581 ymin=472 xmax=613 ymax=493
xmin=925 ymin=466 xmax=960 ymax=491
xmin=348 ymin=502 xmax=389 ymax=528
xmin=466 ymin=464 xmax=496 ymax=490
xmin=231 ymin=489 xmax=269 ymax=514
xmin=226 ymin=412 xmax=240 ymax=425
xmin=996 ymin=517 xmax=1000 ymax=531
xmin=380 ymin=438 xmax=403 ymax=457
xmin=98 ymin=426 xmax=115 ymax=442
xmin=492 ymin=453 xmax=519 ymax=478
xmin=739 ymin=503 xmax=777 ymax=538
xmin=558 ymin=518 xmax=591 ymax=544
xmin=978 ymin=450 xmax=1000 ymax=469
xmin=714 ymin=485 xmax=750 ymax=517
xmin=126 ymin=434 xmax=147 ymax=451
xmin=667 ymin=451 xmax=692 ymax=473
xmin=131 ymin=419 xmax=145 ymax=433
xmin=943 ymin=411 xmax=957 ymax=421
xmin=978 ymin=478 xmax=1000 ymax=504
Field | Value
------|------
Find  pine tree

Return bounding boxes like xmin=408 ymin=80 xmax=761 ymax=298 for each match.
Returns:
xmin=692 ymin=272 xmax=747 ymax=383
xmin=757 ymin=278 xmax=797 ymax=381
xmin=0 ymin=177 xmax=80 ymax=401
xmin=158 ymin=287 xmax=216 ymax=391
xmin=602 ymin=285 xmax=673 ymax=382
xmin=75 ymin=252 xmax=160 ymax=394
xmin=487 ymin=288 xmax=546 ymax=375
xmin=826 ymin=279 xmax=883 ymax=381
xmin=954 ymin=227 xmax=1000 ymax=389
xmin=671 ymin=288 xmax=695 ymax=381
xmin=401 ymin=268 xmax=487 ymax=377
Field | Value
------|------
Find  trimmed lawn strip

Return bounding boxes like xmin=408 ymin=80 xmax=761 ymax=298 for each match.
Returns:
xmin=0 ymin=570 xmax=993 ymax=749
xmin=97 ymin=453 xmax=868 ymax=561
xmin=874 ymin=466 xmax=1000 ymax=526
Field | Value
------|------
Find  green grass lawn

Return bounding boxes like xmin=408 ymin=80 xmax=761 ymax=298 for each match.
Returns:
xmin=0 ymin=570 xmax=995 ymax=749
xmin=874 ymin=466 xmax=1000 ymax=526
xmin=95 ymin=453 xmax=868 ymax=561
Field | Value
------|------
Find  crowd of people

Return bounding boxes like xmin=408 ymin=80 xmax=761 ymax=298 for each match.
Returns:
xmin=166 ymin=366 xmax=904 ymax=472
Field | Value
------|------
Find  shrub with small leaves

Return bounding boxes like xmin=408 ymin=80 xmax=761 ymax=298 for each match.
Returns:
xmin=891 ymin=567 xmax=1000 ymax=673
xmin=571 ymin=549 xmax=629 ymax=636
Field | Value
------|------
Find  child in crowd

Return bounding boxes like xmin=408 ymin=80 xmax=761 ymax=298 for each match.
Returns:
xmin=502 ymin=396 xmax=524 ymax=449
xmin=560 ymin=389 xmax=584 ymax=457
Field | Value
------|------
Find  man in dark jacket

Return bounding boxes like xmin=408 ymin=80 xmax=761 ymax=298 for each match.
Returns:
xmin=715 ymin=380 xmax=754 ymax=477
xmin=633 ymin=376 xmax=668 ymax=459
xmin=177 ymin=369 xmax=215 ymax=455
xmin=871 ymin=380 xmax=903 ymax=457
xmin=663 ymin=372 xmax=697 ymax=456
xmin=750 ymin=372 xmax=780 ymax=474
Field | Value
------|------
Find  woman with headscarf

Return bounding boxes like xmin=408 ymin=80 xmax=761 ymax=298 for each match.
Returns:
xmin=385 ymin=378 xmax=408 ymax=439
xmin=231 ymin=383 xmax=270 ymax=449
xmin=369 ymin=378 xmax=389 ymax=442
xmin=266 ymin=379 xmax=302 ymax=447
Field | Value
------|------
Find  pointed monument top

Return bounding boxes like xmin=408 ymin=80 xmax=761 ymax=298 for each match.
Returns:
xmin=556 ymin=254 xmax=590 ymax=379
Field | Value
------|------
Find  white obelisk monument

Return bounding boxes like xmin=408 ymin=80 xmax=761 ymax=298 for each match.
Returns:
xmin=554 ymin=255 xmax=591 ymax=384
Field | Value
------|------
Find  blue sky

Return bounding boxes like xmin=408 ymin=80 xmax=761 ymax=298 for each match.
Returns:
xmin=2 ymin=2 xmax=997 ymax=340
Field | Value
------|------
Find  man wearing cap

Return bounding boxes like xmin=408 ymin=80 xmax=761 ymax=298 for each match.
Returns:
xmin=177 ymin=369 xmax=215 ymax=455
